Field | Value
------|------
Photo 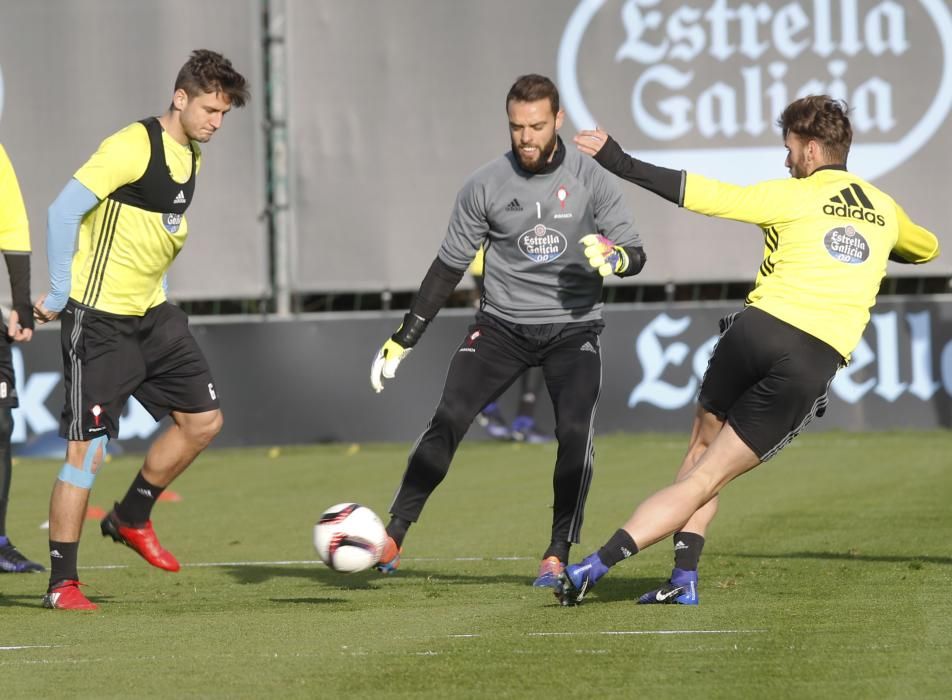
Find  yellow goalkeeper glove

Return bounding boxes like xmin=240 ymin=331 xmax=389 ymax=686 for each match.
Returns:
xmin=580 ymin=233 xmax=629 ymax=277
xmin=370 ymin=313 xmax=429 ymax=393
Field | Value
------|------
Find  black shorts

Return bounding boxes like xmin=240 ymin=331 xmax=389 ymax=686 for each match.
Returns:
xmin=699 ymin=306 xmax=844 ymax=461
xmin=0 ymin=333 xmax=17 ymax=408
xmin=59 ymin=301 xmax=220 ymax=441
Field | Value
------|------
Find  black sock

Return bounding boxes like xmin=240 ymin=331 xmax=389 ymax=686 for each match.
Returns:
xmin=597 ymin=529 xmax=639 ymax=567
xmin=116 ymin=472 xmax=165 ymax=525
xmin=543 ymin=542 xmax=570 ymax=563
xmin=673 ymin=531 xmax=705 ymax=571
xmin=386 ymin=517 xmax=412 ymax=547
xmin=49 ymin=540 xmax=79 ymax=588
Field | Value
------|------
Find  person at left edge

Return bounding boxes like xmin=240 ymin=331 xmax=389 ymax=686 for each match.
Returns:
xmin=0 ymin=143 xmax=43 ymax=573
xmin=369 ymin=74 xmax=646 ymax=587
xmin=33 ymin=50 xmax=249 ymax=610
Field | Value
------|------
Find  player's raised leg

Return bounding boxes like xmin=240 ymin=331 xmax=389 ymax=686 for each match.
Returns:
xmin=102 ymin=408 xmax=222 ymax=571
xmin=379 ymin=320 xmax=528 ymax=573
xmin=556 ymin=425 xmax=759 ymax=606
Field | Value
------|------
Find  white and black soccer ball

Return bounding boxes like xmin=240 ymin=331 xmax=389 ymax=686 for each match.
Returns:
xmin=313 ymin=502 xmax=387 ymax=573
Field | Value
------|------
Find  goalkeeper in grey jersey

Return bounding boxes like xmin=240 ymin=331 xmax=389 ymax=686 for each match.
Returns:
xmin=369 ymin=74 xmax=646 ymax=587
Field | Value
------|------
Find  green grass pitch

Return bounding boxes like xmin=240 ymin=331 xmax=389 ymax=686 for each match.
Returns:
xmin=1 ymin=431 xmax=950 ymax=698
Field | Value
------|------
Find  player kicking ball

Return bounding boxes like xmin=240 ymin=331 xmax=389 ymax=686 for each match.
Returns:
xmin=556 ymin=95 xmax=938 ymax=606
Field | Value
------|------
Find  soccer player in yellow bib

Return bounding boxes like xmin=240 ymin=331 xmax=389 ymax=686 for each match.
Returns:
xmin=0 ymin=144 xmax=43 ymax=573
xmin=555 ymin=95 xmax=939 ymax=606
xmin=33 ymin=50 xmax=249 ymax=610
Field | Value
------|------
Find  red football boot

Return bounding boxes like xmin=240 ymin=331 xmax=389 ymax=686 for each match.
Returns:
xmin=375 ymin=536 xmax=402 ymax=574
xmin=101 ymin=506 xmax=180 ymax=572
xmin=42 ymin=580 xmax=97 ymax=610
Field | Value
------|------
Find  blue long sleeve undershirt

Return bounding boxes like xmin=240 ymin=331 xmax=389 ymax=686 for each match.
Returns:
xmin=45 ymin=178 xmax=100 ymax=312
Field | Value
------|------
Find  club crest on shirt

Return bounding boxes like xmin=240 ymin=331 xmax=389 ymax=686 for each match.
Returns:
xmin=163 ymin=212 xmax=183 ymax=234
xmin=518 ymin=224 xmax=567 ymax=263
xmin=824 ymin=225 xmax=870 ymax=264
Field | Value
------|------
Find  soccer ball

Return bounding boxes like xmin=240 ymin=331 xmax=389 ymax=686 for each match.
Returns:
xmin=313 ymin=503 xmax=387 ymax=573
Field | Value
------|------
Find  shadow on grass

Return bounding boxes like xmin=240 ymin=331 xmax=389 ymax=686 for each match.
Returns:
xmin=220 ymin=564 xmax=660 ymax=604
xmin=565 ymin=577 xmax=663 ymax=604
xmin=0 ymin=592 xmax=115 ymax=609
xmin=223 ymin=564 xmax=538 ymax=588
xmin=726 ymin=551 xmax=952 ymax=566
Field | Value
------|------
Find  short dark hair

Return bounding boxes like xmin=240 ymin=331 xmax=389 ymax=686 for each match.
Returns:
xmin=777 ymin=95 xmax=852 ymax=163
xmin=506 ymin=74 xmax=559 ymax=116
xmin=175 ymin=49 xmax=250 ymax=107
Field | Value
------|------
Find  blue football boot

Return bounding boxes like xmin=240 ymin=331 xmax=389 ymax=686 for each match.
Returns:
xmin=637 ymin=567 xmax=698 ymax=605
xmin=0 ymin=540 xmax=45 ymax=573
xmin=554 ymin=553 xmax=608 ymax=606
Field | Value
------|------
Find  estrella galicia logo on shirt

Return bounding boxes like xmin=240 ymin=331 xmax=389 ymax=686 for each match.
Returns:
xmin=163 ymin=213 xmax=182 ymax=234
xmin=824 ymin=226 xmax=870 ymax=264
xmin=518 ymin=224 xmax=567 ymax=263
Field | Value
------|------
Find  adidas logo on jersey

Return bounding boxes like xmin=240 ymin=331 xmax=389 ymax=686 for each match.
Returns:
xmin=580 ymin=341 xmax=597 ymax=354
xmin=822 ymin=183 xmax=885 ymax=226
xmin=173 ymin=190 xmax=187 ymax=205
xmin=504 ymin=198 xmax=523 ymax=212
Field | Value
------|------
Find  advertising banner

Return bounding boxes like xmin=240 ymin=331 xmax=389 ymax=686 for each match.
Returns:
xmin=287 ymin=0 xmax=952 ymax=291
xmin=11 ymin=298 xmax=952 ymax=454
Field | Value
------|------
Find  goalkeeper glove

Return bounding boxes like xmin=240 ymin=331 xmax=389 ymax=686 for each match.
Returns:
xmin=370 ymin=312 xmax=429 ymax=393
xmin=580 ymin=234 xmax=630 ymax=277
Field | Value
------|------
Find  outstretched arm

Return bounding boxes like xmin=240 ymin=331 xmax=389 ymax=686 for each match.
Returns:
xmin=575 ymin=128 xmax=685 ymax=205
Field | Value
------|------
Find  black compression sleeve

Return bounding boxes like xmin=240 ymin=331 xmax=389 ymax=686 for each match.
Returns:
xmin=3 ymin=252 xmax=33 ymax=330
xmin=594 ymin=136 xmax=686 ymax=205
xmin=409 ymin=256 xmax=467 ymax=320
xmin=616 ymin=245 xmax=646 ymax=278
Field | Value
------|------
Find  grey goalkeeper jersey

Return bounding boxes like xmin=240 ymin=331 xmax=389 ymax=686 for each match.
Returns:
xmin=438 ymin=141 xmax=641 ymax=324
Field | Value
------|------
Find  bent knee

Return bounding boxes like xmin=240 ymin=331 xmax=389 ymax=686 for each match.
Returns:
xmin=182 ymin=410 xmax=223 ymax=447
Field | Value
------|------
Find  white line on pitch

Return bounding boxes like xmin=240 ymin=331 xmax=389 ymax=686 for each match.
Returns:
xmin=0 ymin=646 xmax=59 ymax=651
xmin=527 ymin=629 xmax=767 ymax=637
